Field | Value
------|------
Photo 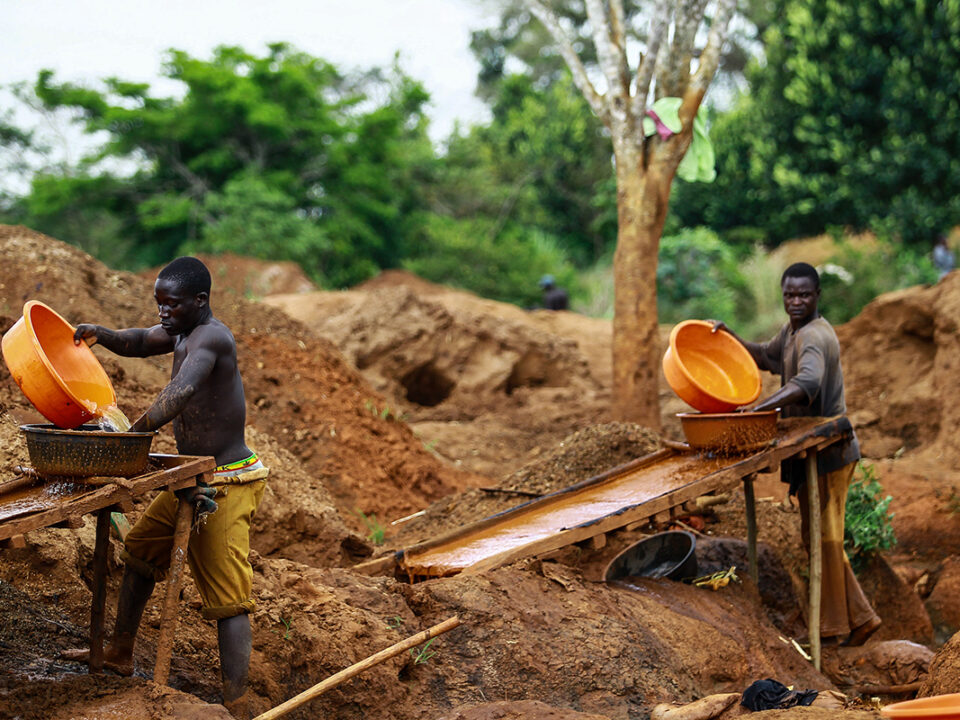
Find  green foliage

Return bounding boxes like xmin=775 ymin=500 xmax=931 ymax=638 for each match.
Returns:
xmin=353 ymin=509 xmax=386 ymax=546
xmin=403 ymin=214 xmax=579 ymax=308
xmin=6 ymin=44 xmax=434 ymax=284
xmin=364 ymin=399 xmax=407 ymax=423
xmin=818 ymin=238 xmax=939 ymax=324
xmin=409 ymin=637 xmax=437 ymax=665
xmin=845 ymin=462 xmax=897 ymax=568
xmin=436 ymin=74 xmax=613 ymax=265
xmin=672 ymin=0 xmax=960 ymax=246
xmin=656 ymin=228 xmax=751 ymax=324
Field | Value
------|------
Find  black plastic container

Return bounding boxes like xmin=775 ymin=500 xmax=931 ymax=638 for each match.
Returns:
xmin=603 ymin=530 xmax=698 ymax=582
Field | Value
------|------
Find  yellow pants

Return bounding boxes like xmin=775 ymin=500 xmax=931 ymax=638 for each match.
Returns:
xmin=121 ymin=479 xmax=266 ymax=620
xmin=798 ymin=462 xmax=879 ymax=638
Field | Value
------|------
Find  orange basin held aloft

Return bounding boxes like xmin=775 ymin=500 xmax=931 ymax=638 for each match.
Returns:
xmin=663 ymin=320 xmax=761 ymax=413
xmin=881 ymin=693 xmax=960 ymax=719
xmin=1 ymin=301 xmax=116 ymax=429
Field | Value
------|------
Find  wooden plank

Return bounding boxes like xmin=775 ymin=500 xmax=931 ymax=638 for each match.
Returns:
xmin=460 ymin=473 xmax=734 ymax=576
xmin=401 ymin=448 xmax=679 ymax=560
xmin=806 ymin=451 xmax=822 ymax=672
xmin=153 ymin=495 xmax=193 ymax=686
xmin=0 ymin=456 xmax=214 ymax=541
xmin=401 ymin=417 xmax=852 ymax=579
xmin=88 ymin=508 xmax=111 ymax=674
xmin=743 ymin=475 xmax=758 ymax=584
xmin=353 ymin=554 xmax=399 ymax=576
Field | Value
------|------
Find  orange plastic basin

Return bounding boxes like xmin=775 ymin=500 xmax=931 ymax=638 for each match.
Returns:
xmin=1 ymin=301 xmax=116 ymax=429
xmin=662 ymin=320 xmax=761 ymax=413
xmin=881 ymin=693 xmax=960 ymax=719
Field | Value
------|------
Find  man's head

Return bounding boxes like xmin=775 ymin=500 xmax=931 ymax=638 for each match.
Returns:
xmin=538 ymin=274 xmax=556 ymax=290
xmin=154 ymin=257 xmax=212 ymax=335
xmin=780 ymin=262 xmax=820 ymax=328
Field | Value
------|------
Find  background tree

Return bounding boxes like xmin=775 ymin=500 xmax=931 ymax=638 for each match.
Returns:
xmin=524 ymin=0 xmax=736 ymax=427
xmin=671 ymin=0 xmax=960 ymax=246
xmin=7 ymin=44 xmax=435 ymax=285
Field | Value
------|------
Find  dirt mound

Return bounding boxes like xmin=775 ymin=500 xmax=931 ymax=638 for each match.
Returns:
xmin=0 ymin=225 xmax=478 ymax=534
xmin=921 ymin=629 xmax=960 ymax=696
xmin=439 ymin=701 xmax=612 ymax=719
xmin=142 ymin=252 xmax=315 ymax=299
xmin=264 ymin=272 xmax=618 ymax=479
xmin=837 ymin=271 xmax=960 ymax=464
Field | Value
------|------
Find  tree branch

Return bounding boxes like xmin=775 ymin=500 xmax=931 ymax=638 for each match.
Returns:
xmin=691 ymin=0 xmax=737 ymax=92
xmin=526 ymin=0 xmax=610 ymax=124
xmin=584 ymin=0 xmax=626 ymax=111
xmin=608 ymin=0 xmax=632 ymax=98
xmin=659 ymin=0 xmax=709 ymax=96
xmin=632 ymin=0 xmax=673 ymax=118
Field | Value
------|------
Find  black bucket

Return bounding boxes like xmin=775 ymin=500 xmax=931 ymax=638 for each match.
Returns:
xmin=603 ymin=531 xmax=698 ymax=583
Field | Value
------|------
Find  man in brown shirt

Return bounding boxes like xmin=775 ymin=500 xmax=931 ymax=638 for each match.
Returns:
xmin=714 ymin=262 xmax=881 ymax=645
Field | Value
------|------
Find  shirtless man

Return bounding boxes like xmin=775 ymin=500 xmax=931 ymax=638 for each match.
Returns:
xmin=65 ymin=256 xmax=266 ymax=718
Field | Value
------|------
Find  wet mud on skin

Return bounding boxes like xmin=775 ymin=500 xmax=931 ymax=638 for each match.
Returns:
xmin=0 ymin=228 xmax=958 ymax=718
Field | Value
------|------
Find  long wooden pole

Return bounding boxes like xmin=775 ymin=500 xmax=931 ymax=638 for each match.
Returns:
xmin=253 ymin=616 xmax=462 ymax=720
xmin=743 ymin=474 xmax=758 ymax=585
xmin=805 ymin=451 xmax=822 ymax=672
xmin=153 ymin=492 xmax=193 ymax=686
xmin=88 ymin=507 xmax=112 ymax=673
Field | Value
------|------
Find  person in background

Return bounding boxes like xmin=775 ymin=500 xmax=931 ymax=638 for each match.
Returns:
xmin=712 ymin=262 xmax=881 ymax=646
xmin=933 ymin=234 xmax=955 ymax=281
xmin=539 ymin=274 xmax=569 ymax=311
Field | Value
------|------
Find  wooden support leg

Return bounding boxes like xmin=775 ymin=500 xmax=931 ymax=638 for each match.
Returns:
xmin=806 ymin=451 xmax=822 ymax=672
xmin=89 ymin=508 xmax=112 ymax=674
xmin=743 ymin=475 xmax=758 ymax=585
xmin=153 ymin=491 xmax=193 ymax=686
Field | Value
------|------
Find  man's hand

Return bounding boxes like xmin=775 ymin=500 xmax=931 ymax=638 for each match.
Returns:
xmin=176 ymin=484 xmax=218 ymax=515
xmin=710 ymin=320 xmax=729 ymax=334
xmin=74 ymin=324 xmax=100 ymax=347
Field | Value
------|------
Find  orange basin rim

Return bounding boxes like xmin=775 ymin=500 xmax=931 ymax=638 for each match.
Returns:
xmin=668 ymin=320 xmax=760 ymax=406
xmin=23 ymin=301 xmax=113 ymax=413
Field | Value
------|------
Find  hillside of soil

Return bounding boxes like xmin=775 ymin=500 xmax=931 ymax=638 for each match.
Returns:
xmin=1 ymin=225 xmax=958 ymax=719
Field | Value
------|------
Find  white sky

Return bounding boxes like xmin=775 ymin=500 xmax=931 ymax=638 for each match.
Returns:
xmin=1 ymin=0 xmax=495 ymax=142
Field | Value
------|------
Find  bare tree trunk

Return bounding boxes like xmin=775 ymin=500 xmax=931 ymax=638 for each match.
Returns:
xmin=612 ymin=149 xmax=675 ymax=427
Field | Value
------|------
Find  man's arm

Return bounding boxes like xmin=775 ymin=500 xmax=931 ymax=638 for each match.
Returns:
xmin=74 ymin=324 xmax=175 ymax=358
xmin=130 ymin=343 xmax=218 ymax=432
xmin=711 ymin=321 xmax=763 ymax=358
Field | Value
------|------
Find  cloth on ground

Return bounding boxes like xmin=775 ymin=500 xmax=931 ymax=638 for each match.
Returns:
xmin=741 ymin=678 xmax=817 ymax=711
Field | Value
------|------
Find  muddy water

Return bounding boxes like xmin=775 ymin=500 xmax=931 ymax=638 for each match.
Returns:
xmin=0 ymin=480 xmax=88 ymax=524
xmin=404 ymin=452 xmax=737 ymax=577
xmin=95 ymin=405 xmax=132 ymax=433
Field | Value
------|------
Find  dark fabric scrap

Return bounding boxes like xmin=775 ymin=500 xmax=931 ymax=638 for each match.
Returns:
xmin=741 ymin=678 xmax=818 ymax=711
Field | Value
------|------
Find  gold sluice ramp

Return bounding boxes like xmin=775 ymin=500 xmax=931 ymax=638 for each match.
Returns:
xmin=353 ymin=417 xmax=853 ymax=582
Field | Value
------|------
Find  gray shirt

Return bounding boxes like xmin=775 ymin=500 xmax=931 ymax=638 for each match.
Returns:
xmin=752 ymin=316 xmax=860 ymax=485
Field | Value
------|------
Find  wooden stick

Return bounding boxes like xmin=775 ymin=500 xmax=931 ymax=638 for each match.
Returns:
xmin=88 ymin=508 xmax=112 ymax=674
xmin=743 ymin=475 xmax=759 ymax=585
xmin=252 ymin=616 xmax=462 ymax=720
xmin=153 ymin=492 xmax=193 ymax=686
xmin=806 ymin=451 xmax=822 ymax=672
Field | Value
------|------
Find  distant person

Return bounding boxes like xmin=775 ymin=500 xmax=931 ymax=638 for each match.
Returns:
xmin=64 ymin=257 xmax=267 ymax=719
xmin=712 ymin=262 xmax=881 ymax=646
xmin=933 ymin=234 xmax=954 ymax=280
xmin=539 ymin=274 xmax=569 ymax=311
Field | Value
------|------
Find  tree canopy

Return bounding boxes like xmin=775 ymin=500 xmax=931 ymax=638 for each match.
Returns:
xmin=672 ymin=0 xmax=960 ymax=245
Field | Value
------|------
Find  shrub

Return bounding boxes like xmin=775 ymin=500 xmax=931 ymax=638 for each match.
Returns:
xmin=819 ymin=238 xmax=938 ymax=324
xmin=844 ymin=462 xmax=896 ymax=569
xmin=657 ymin=227 xmax=751 ymax=324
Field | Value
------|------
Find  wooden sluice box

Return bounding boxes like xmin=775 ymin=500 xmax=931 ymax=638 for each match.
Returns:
xmin=0 ymin=453 xmax=215 ymax=686
xmin=356 ymin=417 xmax=853 ymax=584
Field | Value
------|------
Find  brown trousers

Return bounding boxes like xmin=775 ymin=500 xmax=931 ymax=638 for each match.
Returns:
xmin=798 ymin=461 xmax=880 ymax=638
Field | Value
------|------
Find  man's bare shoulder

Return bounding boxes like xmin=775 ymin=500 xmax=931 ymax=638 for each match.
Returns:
xmin=184 ymin=317 xmax=237 ymax=351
